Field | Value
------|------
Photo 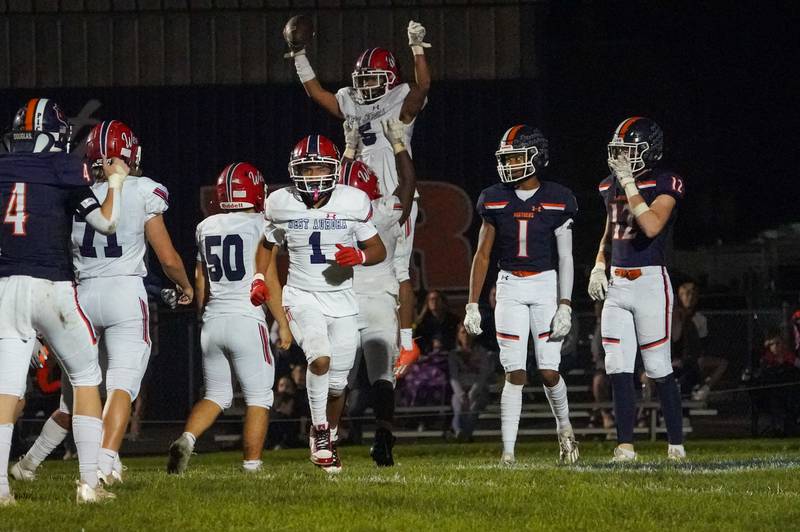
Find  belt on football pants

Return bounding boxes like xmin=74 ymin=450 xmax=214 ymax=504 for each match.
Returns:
xmin=614 ymin=268 xmax=643 ymax=281
xmin=510 ymin=270 xmax=541 ymax=278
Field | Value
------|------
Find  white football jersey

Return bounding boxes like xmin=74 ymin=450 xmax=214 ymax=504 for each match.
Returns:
xmin=71 ymin=175 xmax=168 ymax=280
xmin=196 ymin=212 xmax=265 ymax=322
xmin=336 ymin=83 xmax=419 ymax=198
xmin=353 ymin=195 xmax=403 ymax=296
xmin=264 ymin=185 xmax=378 ymax=293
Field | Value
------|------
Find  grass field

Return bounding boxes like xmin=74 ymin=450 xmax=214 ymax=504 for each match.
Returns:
xmin=3 ymin=438 xmax=800 ymax=531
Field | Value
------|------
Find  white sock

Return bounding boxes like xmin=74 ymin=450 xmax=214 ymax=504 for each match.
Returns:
xmin=331 ymin=425 xmax=339 ymax=443
xmin=113 ymin=453 xmax=123 ymax=475
xmin=24 ymin=416 xmax=69 ymax=469
xmin=501 ymin=382 xmax=523 ymax=455
xmin=400 ymin=328 xmax=413 ymax=350
xmin=72 ymin=415 xmax=102 ymax=488
xmin=242 ymin=459 xmax=262 ymax=471
xmin=98 ymin=448 xmax=116 ymax=476
xmin=306 ymin=367 xmax=329 ymax=427
xmin=0 ymin=424 xmax=12 ymax=497
xmin=182 ymin=432 xmax=197 ymax=449
xmin=543 ymin=376 xmax=572 ymax=433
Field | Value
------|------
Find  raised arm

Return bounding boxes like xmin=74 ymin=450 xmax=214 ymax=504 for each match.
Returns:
xmin=400 ymin=20 xmax=432 ymax=124
xmin=84 ymin=157 xmax=129 ymax=235
xmin=382 ymin=119 xmax=417 ymax=224
xmin=610 ymin=154 xmax=676 ymax=238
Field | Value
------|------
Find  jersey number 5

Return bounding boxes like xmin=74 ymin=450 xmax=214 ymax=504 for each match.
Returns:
xmin=358 ymin=123 xmax=377 ymax=146
xmin=3 ymin=183 xmax=29 ymax=236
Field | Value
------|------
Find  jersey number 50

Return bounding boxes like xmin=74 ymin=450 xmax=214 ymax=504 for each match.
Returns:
xmin=205 ymin=234 xmax=245 ymax=282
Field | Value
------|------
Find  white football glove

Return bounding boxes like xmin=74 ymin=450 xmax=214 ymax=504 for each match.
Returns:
xmin=407 ymin=20 xmax=431 ymax=54
xmin=381 ymin=118 xmax=407 ymax=153
xmin=588 ymin=263 xmax=608 ymax=301
xmin=103 ymin=157 xmax=130 ymax=189
xmin=463 ymin=303 xmax=483 ymax=336
xmin=549 ymin=304 xmax=572 ymax=341
xmin=343 ymin=118 xmax=360 ymax=159
xmin=609 ymin=153 xmax=637 ymax=195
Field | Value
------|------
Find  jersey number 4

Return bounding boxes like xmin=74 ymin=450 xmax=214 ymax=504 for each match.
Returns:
xmin=205 ymin=234 xmax=245 ymax=282
xmin=3 ymin=183 xmax=29 ymax=236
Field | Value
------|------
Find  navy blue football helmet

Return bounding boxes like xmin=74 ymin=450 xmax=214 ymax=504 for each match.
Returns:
xmin=495 ymin=125 xmax=549 ymax=183
xmin=4 ymin=98 xmax=72 ymax=153
xmin=607 ymin=117 xmax=663 ymax=173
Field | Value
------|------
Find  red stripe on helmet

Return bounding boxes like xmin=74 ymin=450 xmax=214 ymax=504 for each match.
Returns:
xmin=616 ymin=117 xmax=643 ymax=139
xmin=24 ymin=99 xmax=39 ymax=130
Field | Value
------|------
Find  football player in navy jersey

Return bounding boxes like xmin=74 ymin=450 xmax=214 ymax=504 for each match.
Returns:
xmin=0 ymin=98 xmax=129 ymax=504
xmin=588 ymin=117 xmax=686 ymax=462
xmin=465 ymin=126 xmax=579 ymax=464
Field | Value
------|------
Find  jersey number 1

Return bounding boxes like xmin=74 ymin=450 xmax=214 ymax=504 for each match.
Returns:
xmin=3 ymin=183 xmax=28 ymax=236
xmin=516 ymin=219 xmax=529 ymax=257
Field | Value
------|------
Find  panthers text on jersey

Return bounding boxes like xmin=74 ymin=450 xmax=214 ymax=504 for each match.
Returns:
xmin=353 ymin=195 xmax=403 ymax=296
xmin=476 ymin=180 xmax=578 ymax=273
xmin=71 ymin=176 xmax=169 ymax=280
xmin=336 ymin=83 xmax=419 ymax=198
xmin=263 ymin=185 xmax=378 ymax=293
xmin=0 ymin=152 xmax=100 ymax=281
xmin=196 ymin=211 xmax=266 ymax=322
xmin=598 ymin=169 xmax=685 ymax=268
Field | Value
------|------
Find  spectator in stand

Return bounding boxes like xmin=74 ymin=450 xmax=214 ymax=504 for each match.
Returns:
xmin=754 ymin=331 xmax=800 ymax=436
xmin=398 ymin=336 xmax=450 ymax=408
xmin=267 ymin=376 xmax=299 ymax=449
xmin=448 ymin=324 xmax=492 ymax=441
xmin=672 ymin=281 xmax=728 ymax=400
xmin=415 ymin=291 xmax=459 ymax=352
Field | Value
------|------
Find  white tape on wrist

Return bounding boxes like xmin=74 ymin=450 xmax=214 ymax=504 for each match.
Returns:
xmin=411 ymin=45 xmax=425 ymax=56
xmin=392 ymin=143 xmax=407 ymax=154
xmin=254 ymin=273 xmax=265 ymax=282
xmin=632 ymin=202 xmax=650 ymax=218
xmin=343 ymin=147 xmax=356 ymax=160
xmin=294 ymin=54 xmax=316 ymax=83
xmin=623 ymin=182 xmax=639 ymax=199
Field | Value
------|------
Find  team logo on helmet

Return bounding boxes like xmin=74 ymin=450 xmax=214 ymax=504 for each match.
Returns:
xmin=495 ymin=125 xmax=549 ymax=183
xmin=607 ymin=117 xmax=664 ymax=173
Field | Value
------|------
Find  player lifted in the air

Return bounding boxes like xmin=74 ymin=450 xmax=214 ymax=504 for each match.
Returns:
xmin=262 ymin=135 xmax=385 ymax=472
xmin=167 ymin=163 xmax=290 ymax=475
xmin=340 ymin=118 xmax=418 ymax=467
xmin=464 ymin=126 xmax=579 ymax=465
xmin=588 ymin=117 xmax=686 ymax=462
xmin=11 ymin=120 xmax=193 ymax=487
xmin=0 ymin=99 xmax=130 ymax=504
xmin=283 ymin=15 xmax=430 ymax=368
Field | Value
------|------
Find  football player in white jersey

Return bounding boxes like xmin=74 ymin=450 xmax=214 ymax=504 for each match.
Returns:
xmin=166 ymin=163 xmax=291 ymax=474
xmin=340 ymin=119 xmax=417 ymax=467
xmin=285 ymin=18 xmax=430 ymax=367
xmin=11 ymin=121 xmax=193 ymax=486
xmin=262 ymin=134 xmax=385 ymax=472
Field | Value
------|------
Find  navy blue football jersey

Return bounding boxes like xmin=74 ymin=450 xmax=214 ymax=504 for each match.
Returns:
xmin=477 ymin=180 xmax=578 ymax=273
xmin=0 ymin=152 xmax=101 ymax=281
xmin=598 ymin=168 xmax=685 ymax=268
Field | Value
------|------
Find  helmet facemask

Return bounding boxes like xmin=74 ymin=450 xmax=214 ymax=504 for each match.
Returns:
xmin=289 ymin=157 xmax=340 ymax=203
xmin=495 ymin=146 xmax=539 ymax=183
xmin=352 ymin=70 xmax=396 ymax=104
xmin=607 ymin=140 xmax=650 ymax=174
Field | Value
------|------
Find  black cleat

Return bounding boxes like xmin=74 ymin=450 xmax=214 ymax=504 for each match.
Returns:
xmin=370 ymin=427 xmax=396 ymax=467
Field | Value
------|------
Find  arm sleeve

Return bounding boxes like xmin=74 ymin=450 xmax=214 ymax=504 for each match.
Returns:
xmin=555 ymin=218 xmax=574 ymax=301
xmin=656 ymin=172 xmax=685 ymax=202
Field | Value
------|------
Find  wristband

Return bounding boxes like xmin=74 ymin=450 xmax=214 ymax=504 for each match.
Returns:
xmin=392 ymin=142 xmax=407 ymax=154
xmin=294 ymin=53 xmax=316 ymax=83
xmin=632 ymin=202 xmax=650 ymax=218
xmin=411 ymin=45 xmax=426 ymax=56
xmin=622 ymin=182 xmax=639 ymax=199
xmin=343 ymin=147 xmax=356 ymax=160
xmin=253 ymin=273 xmax=265 ymax=282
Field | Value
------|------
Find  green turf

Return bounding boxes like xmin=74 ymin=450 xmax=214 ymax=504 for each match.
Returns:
xmin=3 ymin=439 xmax=800 ymax=531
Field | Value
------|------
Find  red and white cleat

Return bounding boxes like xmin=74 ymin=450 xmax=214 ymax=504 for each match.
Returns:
xmin=309 ymin=424 xmax=334 ymax=466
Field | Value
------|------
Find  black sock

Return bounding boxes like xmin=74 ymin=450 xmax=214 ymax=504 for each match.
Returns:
xmin=610 ymin=373 xmax=636 ymax=444
xmin=372 ymin=380 xmax=395 ymax=431
xmin=655 ymin=373 xmax=684 ymax=445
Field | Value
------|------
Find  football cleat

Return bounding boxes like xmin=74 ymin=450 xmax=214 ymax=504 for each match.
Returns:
xmin=611 ymin=446 xmax=638 ymax=463
xmin=558 ymin=429 xmax=580 ymax=465
xmin=0 ymin=493 xmax=16 ymax=507
xmin=309 ymin=424 xmax=334 ymax=466
xmin=75 ymin=480 xmax=116 ymax=504
xmin=167 ymin=434 xmax=194 ymax=474
xmin=97 ymin=468 xmax=123 ymax=486
xmin=322 ymin=443 xmax=342 ymax=474
xmin=9 ymin=458 xmax=37 ymax=482
xmin=667 ymin=444 xmax=687 ymax=462
xmin=500 ymin=452 xmax=516 ymax=466
xmin=369 ymin=427 xmax=396 ymax=467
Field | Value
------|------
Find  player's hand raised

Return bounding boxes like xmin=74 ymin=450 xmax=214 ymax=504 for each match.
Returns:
xmin=381 ymin=118 xmax=407 ymax=153
xmin=103 ymin=157 xmax=130 ymax=189
xmin=343 ymin=118 xmax=360 ymax=159
xmin=334 ymin=244 xmax=366 ymax=267
xmin=549 ymin=304 xmax=572 ymax=341
xmin=250 ymin=274 xmax=270 ymax=306
xmin=588 ymin=263 xmax=608 ymax=301
xmin=407 ymin=20 xmax=431 ymax=51
xmin=463 ymin=303 xmax=483 ymax=336
xmin=609 ymin=153 xmax=635 ymax=188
